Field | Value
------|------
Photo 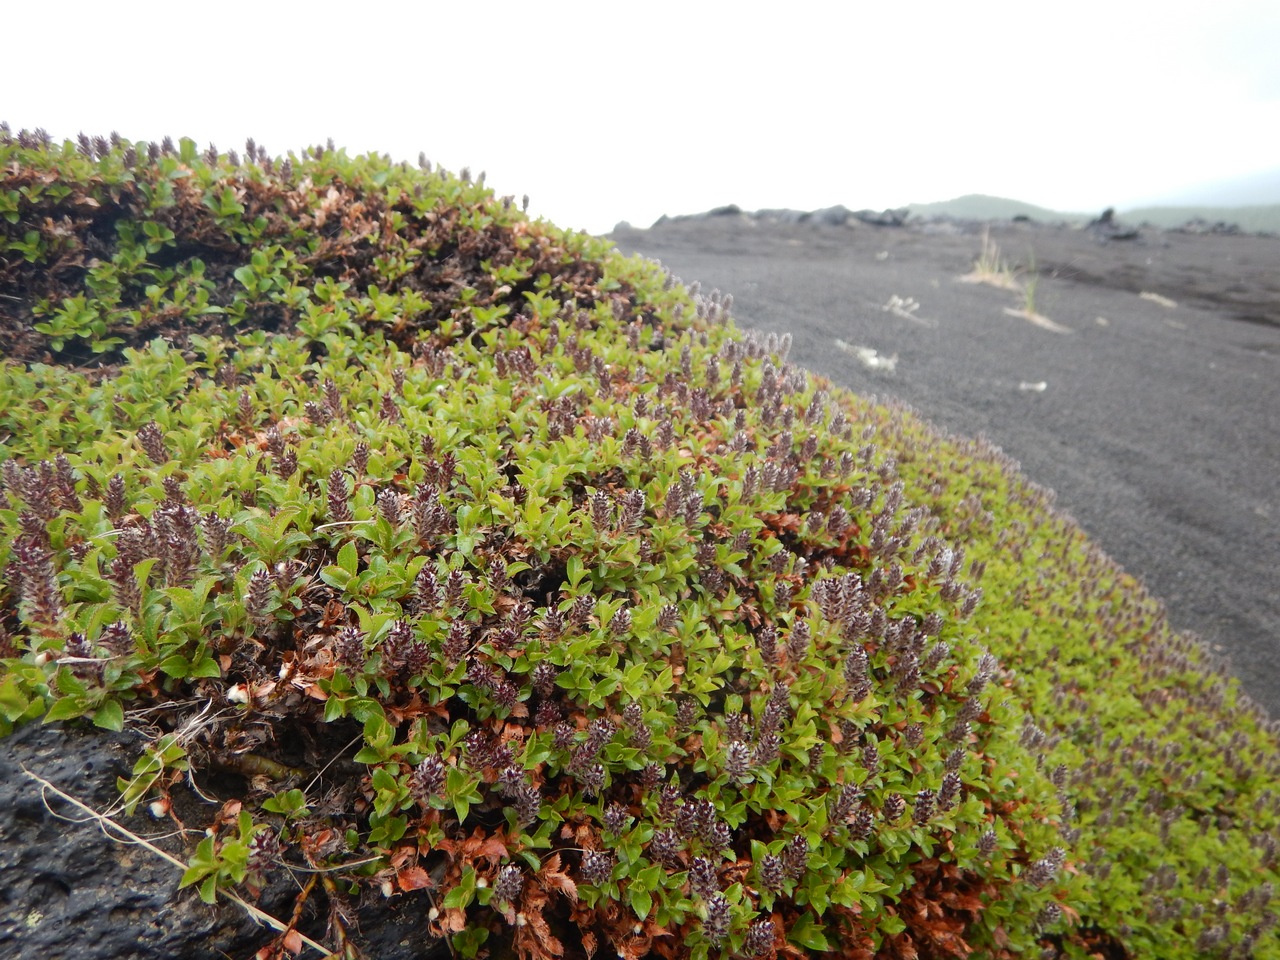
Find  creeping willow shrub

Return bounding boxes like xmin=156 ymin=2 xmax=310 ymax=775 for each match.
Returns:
xmin=0 ymin=127 xmax=1275 ymax=960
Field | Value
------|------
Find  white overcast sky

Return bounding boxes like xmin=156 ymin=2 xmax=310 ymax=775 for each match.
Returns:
xmin=6 ymin=1 xmax=1278 ymax=234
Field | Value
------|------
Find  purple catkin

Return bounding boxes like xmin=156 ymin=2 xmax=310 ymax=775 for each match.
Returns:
xmin=781 ymin=834 xmax=810 ymax=879
xmin=584 ymin=718 xmax=616 ymax=753
xmin=1025 ymin=848 xmax=1066 ymax=887
xmin=244 ymin=569 xmax=274 ymax=622
xmin=304 ymin=400 xmax=331 ymax=425
xmin=787 ymin=620 xmax=811 ymax=659
xmin=493 ymin=864 xmax=523 ymax=904
xmin=540 ymin=605 xmax=566 ymax=637
xmin=922 ymin=642 xmax=950 ymax=674
xmin=97 ymin=621 xmax=135 ymax=657
xmin=744 ymin=920 xmax=775 ymax=957
xmin=754 ymin=732 xmax=781 ymax=765
xmin=327 ymin=470 xmax=353 ymax=523
xmin=514 ymin=783 xmax=541 ymax=824
xmin=883 ymin=793 xmax=906 ymax=823
xmin=106 ymin=555 xmax=142 ymax=614
xmin=137 ymin=421 xmax=168 ymax=464
xmin=378 ymin=392 xmax=400 ymax=422
xmin=552 ymin=722 xmax=576 ymax=750
xmin=532 ymin=662 xmax=558 ymax=697
xmin=609 ymin=606 xmax=632 ymax=636
xmin=603 ymin=803 xmax=628 ymax=835
xmin=14 ymin=542 xmax=63 ymax=632
xmin=103 ymin=475 xmax=127 ymax=520
xmin=442 ymin=620 xmax=471 ymax=663
xmin=238 ymin=389 xmax=254 ymax=427
xmin=619 ymin=489 xmax=646 ymax=531
xmin=413 ymin=566 xmax=440 ymax=613
xmin=640 ymin=763 xmax=663 ymax=791
xmin=688 ymin=856 xmax=719 ymax=898
xmin=938 ymin=771 xmax=962 ymax=810
xmin=52 ymin=455 xmax=81 ymax=512
xmin=409 ymin=755 xmax=446 ymax=801
xmin=350 ymin=442 xmax=370 ymax=477
xmin=376 ymin=487 xmax=402 ymax=525
xmin=568 ymin=594 xmax=594 ymax=627
xmin=724 ymin=741 xmax=752 ymax=781
xmin=657 ymin=603 xmax=680 ymax=633
xmin=759 ymin=853 xmax=785 ymax=892
xmin=333 ymin=626 xmax=366 ymax=671
xmin=533 ymin=700 xmax=561 ymax=727
xmin=675 ymin=696 xmax=698 ymax=729
xmin=246 ymin=831 xmax=281 ymax=880
xmin=913 ymin=789 xmax=936 ymax=824
xmin=580 ymin=850 xmax=616 ymax=886
xmin=861 ymin=741 xmax=880 ymax=775
xmin=832 ymin=783 xmax=862 ymax=824
xmin=443 ymin=570 xmax=465 ymax=608
xmin=588 ymin=490 xmax=612 ymax=530
xmin=201 ymin=512 xmax=231 ymax=562
xmin=649 ymin=828 xmax=683 ymax=868
xmin=757 ymin=625 xmax=779 ymax=664
xmin=701 ymin=894 xmax=732 ymax=945
xmin=155 ymin=502 xmax=202 ymax=587
xmin=323 ymin=378 xmax=343 ymax=418
xmin=264 ymin=427 xmax=286 ymax=458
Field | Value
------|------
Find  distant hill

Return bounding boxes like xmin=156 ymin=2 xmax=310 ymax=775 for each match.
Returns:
xmin=906 ymin=194 xmax=1089 ymax=223
xmin=906 ymin=193 xmax=1280 ymax=234
xmin=1118 ymin=204 xmax=1280 ymax=234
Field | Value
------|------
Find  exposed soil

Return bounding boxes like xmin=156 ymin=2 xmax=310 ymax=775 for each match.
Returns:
xmin=612 ymin=212 xmax=1280 ymax=714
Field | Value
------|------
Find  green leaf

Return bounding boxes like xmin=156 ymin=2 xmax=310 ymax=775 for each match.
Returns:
xmin=880 ymin=913 xmax=906 ymax=936
xmin=0 ymin=675 xmax=34 ymax=723
xmin=158 ymin=654 xmax=192 ymax=679
xmin=338 ymin=540 xmax=359 ymax=575
xmin=443 ymin=866 xmax=477 ymax=909
xmin=788 ymin=913 xmax=831 ymax=952
xmin=189 ymin=656 xmax=222 ymax=679
xmin=44 ymin=696 xmax=91 ymax=723
xmin=629 ymin=885 xmax=653 ymax=920
xmin=92 ymin=699 xmax=125 ymax=732
xmin=353 ymin=746 xmax=385 ymax=764
xmin=198 ymin=874 xmax=218 ymax=904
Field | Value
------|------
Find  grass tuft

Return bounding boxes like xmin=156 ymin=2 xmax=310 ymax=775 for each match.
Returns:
xmin=959 ymin=228 xmax=1020 ymax=292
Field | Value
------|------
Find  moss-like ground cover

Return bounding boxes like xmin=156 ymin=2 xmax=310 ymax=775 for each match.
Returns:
xmin=0 ymin=128 xmax=1276 ymax=959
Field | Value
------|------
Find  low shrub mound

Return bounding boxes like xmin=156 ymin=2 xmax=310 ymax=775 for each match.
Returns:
xmin=0 ymin=128 xmax=1276 ymax=960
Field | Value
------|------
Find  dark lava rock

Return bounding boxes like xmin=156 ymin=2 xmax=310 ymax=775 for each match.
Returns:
xmin=805 ymin=205 xmax=854 ymax=226
xmin=753 ymin=208 xmax=810 ymax=224
xmin=1086 ymin=207 xmax=1141 ymax=241
xmin=1173 ymin=218 xmax=1242 ymax=235
xmin=0 ymin=722 xmax=446 ymax=960
xmin=851 ymin=207 xmax=909 ymax=227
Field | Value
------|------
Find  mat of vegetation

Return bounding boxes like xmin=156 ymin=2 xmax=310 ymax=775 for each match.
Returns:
xmin=0 ymin=128 xmax=1277 ymax=960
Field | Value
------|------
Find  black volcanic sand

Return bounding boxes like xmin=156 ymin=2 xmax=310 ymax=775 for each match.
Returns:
xmin=611 ymin=213 xmax=1280 ymax=714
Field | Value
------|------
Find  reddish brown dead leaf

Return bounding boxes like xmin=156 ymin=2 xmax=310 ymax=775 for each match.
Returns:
xmin=539 ymin=852 xmax=578 ymax=903
xmin=441 ymin=907 xmax=467 ymax=934
xmin=396 ymin=866 xmax=433 ymax=891
xmin=281 ymin=929 xmax=303 ymax=955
